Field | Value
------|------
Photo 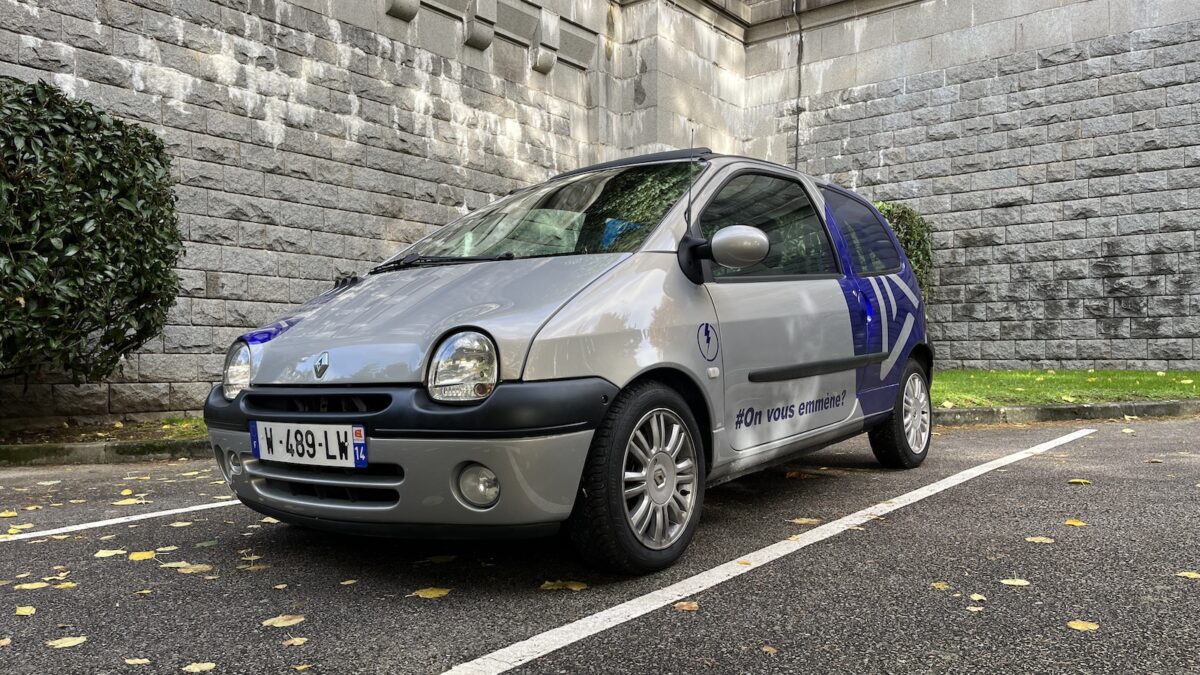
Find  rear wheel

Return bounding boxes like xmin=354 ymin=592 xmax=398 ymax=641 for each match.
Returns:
xmin=869 ymin=358 xmax=931 ymax=469
xmin=568 ymin=381 xmax=705 ymax=574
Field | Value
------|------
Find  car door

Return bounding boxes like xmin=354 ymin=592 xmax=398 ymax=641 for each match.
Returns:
xmin=698 ymin=171 xmax=859 ymax=452
xmin=821 ymin=187 xmax=920 ymax=418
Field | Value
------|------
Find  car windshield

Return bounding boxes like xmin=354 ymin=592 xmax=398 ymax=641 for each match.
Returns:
xmin=394 ymin=160 xmax=707 ymax=261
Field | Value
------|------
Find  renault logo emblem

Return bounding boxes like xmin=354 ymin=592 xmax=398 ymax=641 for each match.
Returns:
xmin=314 ymin=352 xmax=329 ymax=379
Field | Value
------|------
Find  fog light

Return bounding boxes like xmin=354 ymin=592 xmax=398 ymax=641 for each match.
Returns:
xmin=458 ymin=463 xmax=500 ymax=508
xmin=228 ymin=450 xmax=243 ymax=475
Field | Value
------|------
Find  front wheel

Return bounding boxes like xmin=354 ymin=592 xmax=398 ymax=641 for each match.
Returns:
xmin=868 ymin=359 xmax=932 ymax=469
xmin=568 ymin=381 xmax=706 ymax=574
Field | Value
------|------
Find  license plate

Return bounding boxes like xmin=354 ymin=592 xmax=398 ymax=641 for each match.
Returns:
xmin=249 ymin=421 xmax=367 ymax=468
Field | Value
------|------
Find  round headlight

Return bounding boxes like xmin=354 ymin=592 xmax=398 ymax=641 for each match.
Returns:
xmin=222 ymin=341 xmax=251 ymax=401
xmin=427 ymin=331 xmax=498 ymax=403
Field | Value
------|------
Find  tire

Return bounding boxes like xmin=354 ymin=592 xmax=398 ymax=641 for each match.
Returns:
xmin=868 ymin=358 xmax=932 ymax=469
xmin=567 ymin=380 xmax=706 ymax=574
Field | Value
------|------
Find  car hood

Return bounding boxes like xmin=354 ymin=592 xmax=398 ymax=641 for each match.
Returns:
xmin=250 ymin=254 xmax=627 ymax=385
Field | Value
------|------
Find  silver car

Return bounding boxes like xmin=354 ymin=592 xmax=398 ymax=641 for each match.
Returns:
xmin=203 ymin=149 xmax=934 ymax=573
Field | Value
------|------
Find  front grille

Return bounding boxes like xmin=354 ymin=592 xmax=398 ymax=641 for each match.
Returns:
xmin=262 ymin=477 xmax=398 ymax=505
xmin=245 ymin=458 xmax=403 ymax=507
xmin=243 ymin=392 xmax=391 ymax=415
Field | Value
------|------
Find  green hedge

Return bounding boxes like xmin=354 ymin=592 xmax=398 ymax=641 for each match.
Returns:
xmin=0 ymin=78 xmax=182 ymax=383
xmin=875 ymin=200 xmax=933 ymax=292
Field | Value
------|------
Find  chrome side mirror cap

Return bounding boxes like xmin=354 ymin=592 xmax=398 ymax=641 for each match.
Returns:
xmin=709 ymin=225 xmax=770 ymax=269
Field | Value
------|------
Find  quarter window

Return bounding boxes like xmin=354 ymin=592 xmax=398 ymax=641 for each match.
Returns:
xmin=698 ymin=174 xmax=837 ymax=278
xmin=821 ymin=188 xmax=901 ymax=275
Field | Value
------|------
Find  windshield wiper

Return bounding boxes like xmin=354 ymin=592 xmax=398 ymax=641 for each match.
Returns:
xmin=370 ymin=251 xmax=514 ymax=275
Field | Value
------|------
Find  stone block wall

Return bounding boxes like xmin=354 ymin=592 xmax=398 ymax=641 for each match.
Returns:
xmin=785 ymin=0 xmax=1200 ymax=370
xmin=1 ymin=0 xmax=1198 ymax=425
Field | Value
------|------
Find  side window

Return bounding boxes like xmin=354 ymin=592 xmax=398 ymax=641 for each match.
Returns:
xmin=821 ymin=188 xmax=901 ymax=275
xmin=698 ymin=173 xmax=837 ymax=278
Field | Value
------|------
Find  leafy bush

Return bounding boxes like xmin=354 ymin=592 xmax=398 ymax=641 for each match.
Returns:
xmin=875 ymin=200 xmax=933 ymax=292
xmin=0 ymin=77 xmax=182 ymax=383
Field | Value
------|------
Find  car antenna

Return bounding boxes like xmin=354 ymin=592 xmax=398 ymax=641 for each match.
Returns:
xmin=686 ymin=125 xmax=695 ymax=228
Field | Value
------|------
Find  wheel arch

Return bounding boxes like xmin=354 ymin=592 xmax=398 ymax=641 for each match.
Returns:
xmin=909 ymin=342 xmax=934 ymax=384
xmin=624 ymin=367 xmax=714 ymax=476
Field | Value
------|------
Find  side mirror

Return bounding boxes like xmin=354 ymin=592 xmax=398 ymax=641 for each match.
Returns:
xmin=709 ymin=225 xmax=770 ymax=269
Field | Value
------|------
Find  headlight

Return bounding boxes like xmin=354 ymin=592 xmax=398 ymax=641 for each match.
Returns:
xmin=222 ymin=341 xmax=251 ymax=401
xmin=427 ymin=331 xmax=498 ymax=403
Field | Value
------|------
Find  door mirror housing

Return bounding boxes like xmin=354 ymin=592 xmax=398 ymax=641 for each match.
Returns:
xmin=677 ymin=225 xmax=771 ymax=283
xmin=709 ymin=226 xmax=770 ymax=269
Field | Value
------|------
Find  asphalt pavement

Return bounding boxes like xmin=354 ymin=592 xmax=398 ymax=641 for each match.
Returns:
xmin=0 ymin=417 xmax=1196 ymax=674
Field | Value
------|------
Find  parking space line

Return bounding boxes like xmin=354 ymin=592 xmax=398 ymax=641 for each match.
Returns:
xmin=1 ymin=500 xmax=240 ymax=543
xmin=444 ymin=428 xmax=1097 ymax=675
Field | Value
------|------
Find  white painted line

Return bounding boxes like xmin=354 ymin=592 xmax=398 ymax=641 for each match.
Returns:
xmin=444 ymin=428 xmax=1097 ymax=675
xmin=2 ymin=500 xmax=240 ymax=543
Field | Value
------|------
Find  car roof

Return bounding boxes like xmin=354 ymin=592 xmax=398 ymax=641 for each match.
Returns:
xmin=549 ymin=148 xmax=840 ymax=190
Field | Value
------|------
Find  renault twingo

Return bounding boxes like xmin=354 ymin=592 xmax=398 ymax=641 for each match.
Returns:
xmin=204 ymin=149 xmax=933 ymax=573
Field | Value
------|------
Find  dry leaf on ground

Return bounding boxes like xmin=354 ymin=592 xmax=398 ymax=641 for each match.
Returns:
xmin=46 ymin=636 xmax=87 ymax=649
xmin=1176 ymin=571 xmax=1200 ymax=579
xmin=1000 ymin=578 xmax=1031 ymax=586
xmin=788 ymin=517 xmax=821 ymax=526
xmin=262 ymin=615 xmax=306 ymax=628
xmin=762 ymin=645 xmax=778 ymax=655
xmin=409 ymin=587 xmax=451 ymax=599
xmin=930 ymin=581 xmax=950 ymax=590
xmin=14 ymin=582 xmax=48 ymax=590
xmin=1025 ymin=536 xmax=1055 ymax=544
xmin=182 ymin=663 xmax=216 ymax=673
xmin=1064 ymin=518 xmax=1088 ymax=527
xmin=540 ymin=580 xmax=587 ymax=591
xmin=1067 ymin=478 xmax=1092 ymax=485
xmin=969 ymin=593 xmax=986 ymax=602
xmin=1067 ymin=620 xmax=1099 ymax=632
xmin=15 ymin=606 xmax=35 ymax=616
xmin=674 ymin=601 xmax=699 ymax=611
xmin=111 ymin=498 xmax=147 ymax=506
xmin=95 ymin=549 xmax=127 ymax=558
xmin=129 ymin=551 xmax=156 ymax=562
xmin=282 ymin=637 xmax=308 ymax=647
xmin=125 ymin=658 xmax=150 ymax=665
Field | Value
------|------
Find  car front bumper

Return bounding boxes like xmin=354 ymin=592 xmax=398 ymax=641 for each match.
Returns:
xmin=202 ymin=378 xmax=617 ymax=536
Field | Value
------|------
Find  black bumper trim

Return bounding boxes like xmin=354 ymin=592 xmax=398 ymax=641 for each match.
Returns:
xmin=203 ymin=378 xmax=618 ymax=439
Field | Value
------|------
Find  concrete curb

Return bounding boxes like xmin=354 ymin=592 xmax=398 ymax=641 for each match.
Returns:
xmin=933 ymin=399 xmax=1200 ymax=426
xmin=0 ymin=438 xmax=211 ymax=468
xmin=0 ymin=399 xmax=1197 ymax=466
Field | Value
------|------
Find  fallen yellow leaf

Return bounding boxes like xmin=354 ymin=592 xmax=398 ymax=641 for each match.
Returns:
xmin=46 ymin=636 xmax=87 ymax=648
xmin=1061 ymin=395 xmax=1076 ymax=402
xmin=674 ymin=600 xmax=699 ymax=611
xmin=261 ymin=517 xmax=280 ymax=524
xmin=1067 ymin=619 xmax=1099 ymax=632
xmin=282 ymin=637 xmax=308 ymax=647
xmin=1176 ymin=571 xmax=1200 ymax=579
xmin=969 ymin=593 xmax=986 ymax=602
xmin=182 ymin=663 xmax=216 ymax=673
xmin=294 ymin=666 xmax=311 ymax=672
xmin=540 ymin=580 xmax=588 ymax=591
xmin=120 ymin=489 xmax=133 ymax=496
xmin=409 ymin=587 xmax=451 ymax=599
xmin=262 ymin=614 xmax=306 ymax=628
xmin=736 ymin=560 xmax=752 ymax=566
xmin=1025 ymin=536 xmax=1055 ymax=544
xmin=1000 ymin=578 xmax=1031 ymax=586
xmin=1067 ymin=479 xmax=1092 ymax=485
xmin=168 ymin=521 xmax=192 ymax=528
xmin=930 ymin=581 xmax=950 ymax=591
xmin=129 ymin=551 xmax=157 ymax=562
xmin=0 ymin=511 xmax=17 ymax=518
xmin=156 ymin=546 xmax=178 ymax=552
xmin=1147 ymin=459 xmax=1164 ymax=464
xmin=125 ymin=658 xmax=150 ymax=665
xmin=787 ymin=517 xmax=821 ymax=526
xmin=1121 ymin=428 xmax=1135 ymax=434
xmin=53 ymin=582 xmax=77 ymax=590
xmin=15 ymin=606 xmax=35 ymax=616
xmin=177 ymin=564 xmax=213 ymax=575
xmin=111 ymin=498 xmax=146 ymax=506
xmin=134 ymin=589 xmax=152 ymax=595
xmin=95 ymin=549 xmax=127 ymax=558
xmin=340 ymin=579 xmax=357 ymax=586
xmin=273 ymin=584 xmax=288 ymax=590
xmin=1181 ymin=379 xmax=1194 ymax=385
xmin=14 ymin=582 xmax=48 ymax=590
xmin=1064 ymin=519 xmax=1088 ymax=527
xmin=762 ymin=645 xmax=778 ymax=655
xmin=966 ymin=606 xmax=984 ymax=612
